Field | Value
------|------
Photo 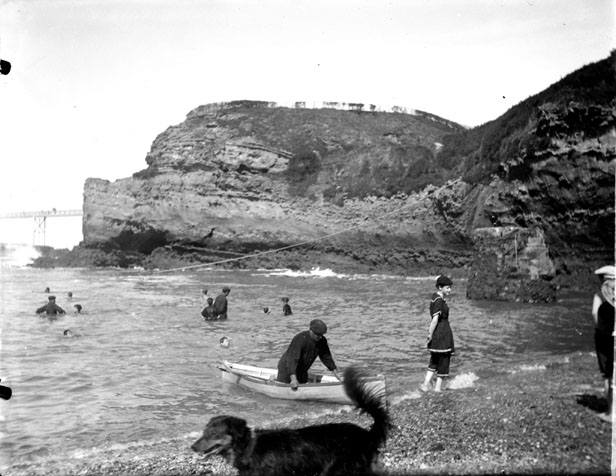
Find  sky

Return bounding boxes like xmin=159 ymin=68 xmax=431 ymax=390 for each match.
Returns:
xmin=0 ymin=0 xmax=613 ymax=248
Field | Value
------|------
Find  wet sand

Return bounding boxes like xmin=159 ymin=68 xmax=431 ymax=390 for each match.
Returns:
xmin=7 ymin=351 xmax=610 ymax=476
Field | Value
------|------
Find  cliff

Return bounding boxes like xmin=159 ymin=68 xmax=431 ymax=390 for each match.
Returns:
xmin=62 ymin=54 xmax=615 ymax=299
xmin=81 ymin=101 xmax=472 ymax=274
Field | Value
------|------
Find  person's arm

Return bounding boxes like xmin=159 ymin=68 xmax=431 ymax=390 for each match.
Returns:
xmin=427 ymin=296 xmax=443 ymax=343
xmin=35 ymin=305 xmax=45 ymax=314
xmin=592 ymin=293 xmax=602 ymax=326
xmin=318 ymin=338 xmax=338 ymax=378
xmin=56 ymin=304 xmax=66 ymax=314
xmin=286 ymin=335 xmax=304 ymax=389
xmin=427 ymin=314 xmax=439 ymax=343
xmin=331 ymin=368 xmax=341 ymax=381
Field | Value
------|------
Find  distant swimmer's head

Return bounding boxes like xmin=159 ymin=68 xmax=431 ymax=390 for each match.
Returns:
xmin=68 ymin=291 xmax=73 ymax=298
xmin=263 ymin=307 xmax=270 ymax=314
xmin=74 ymin=304 xmax=82 ymax=313
xmin=219 ymin=336 xmax=230 ymax=348
xmin=63 ymin=329 xmax=73 ymax=337
xmin=281 ymin=297 xmax=289 ymax=303
xmin=44 ymin=287 xmax=50 ymax=293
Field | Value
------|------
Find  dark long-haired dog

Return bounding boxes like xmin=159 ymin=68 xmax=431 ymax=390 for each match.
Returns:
xmin=191 ymin=366 xmax=389 ymax=476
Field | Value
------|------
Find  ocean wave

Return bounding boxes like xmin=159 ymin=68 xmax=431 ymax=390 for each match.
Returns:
xmin=255 ymin=267 xmax=349 ymax=279
xmin=0 ymin=243 xmax=40 ymax=267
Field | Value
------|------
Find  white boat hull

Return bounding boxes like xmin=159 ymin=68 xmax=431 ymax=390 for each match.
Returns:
xmin=219 ymin=361 xmax=385 ymax=404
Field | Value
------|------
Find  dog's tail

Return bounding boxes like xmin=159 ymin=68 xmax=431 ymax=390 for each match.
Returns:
xmin=343 ymin=366 xmax=389 ymax=447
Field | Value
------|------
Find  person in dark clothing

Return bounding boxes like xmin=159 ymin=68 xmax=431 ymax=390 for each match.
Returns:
xmin=276 ymin=319 xmax=340 ymax=389
xmin=592 ymin=265 xmax=615 ymax=422
xmin=213 ymin=286 xmax=230 ymax=319
xmin=282 ymin=297 xmax=293 ymax=316
xmin=201 ymin=298 xmax=216 ymax=320
xmin=421 ymin=275 xmax=455 ymax=393
xmin=36 ymin=296 xmax=66 ymax=316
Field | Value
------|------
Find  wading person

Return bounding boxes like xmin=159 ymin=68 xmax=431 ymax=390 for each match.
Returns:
xmin=421 ymin=275 xmax=455 ymax=393
xmin=276 ymin=319 xmax=340 ymax=389
xmin=213 ymin=286 xmax=231 ymax=319
xmin=592 ymin=265 xmax=615 ymax=422
xmin=201 ymin=298 xmax=216 ymax=320
xmin=36 ymin=295 xmax=66 ymax=316
xmin=282 ymin=297 xmax=293 ymax=316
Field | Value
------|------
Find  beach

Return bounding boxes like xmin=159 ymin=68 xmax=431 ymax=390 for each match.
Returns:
xmin=7 ymin=350 xmax=610 ymax=476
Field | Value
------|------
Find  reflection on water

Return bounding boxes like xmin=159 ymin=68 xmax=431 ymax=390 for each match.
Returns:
xmin=0 ymin=267 xmax=593 ymax=466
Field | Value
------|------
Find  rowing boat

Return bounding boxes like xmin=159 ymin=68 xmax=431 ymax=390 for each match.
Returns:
xmin=219 ymin=361 xmax=386 ymax=404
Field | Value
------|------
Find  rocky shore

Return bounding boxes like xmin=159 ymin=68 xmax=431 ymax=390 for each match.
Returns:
xmin=8 ymin=351 xmax=610 ymax=476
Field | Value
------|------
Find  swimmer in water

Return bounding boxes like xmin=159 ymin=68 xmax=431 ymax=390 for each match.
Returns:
xmin=263 ymin=306 xmax=272 ymax=314
xmin=44 ymin=287 xmax=50 ymax=293
xmin=63 ymin=329 xmax=74 ymax=337
xmin=220 ymin=336 xmax=230 ymax=348
xmin=74 ymin=304 xmax=83 ymax=314
xmin=36 ymin=296 xmax=66 ymax=316
xmin=200 ymin=287 xmax=209 ymax=308
xmin=281 ymin=297 xmax=293 ymax=316
xmin=67 ymin=291 xmax=73 ymax=300
xmin=201 ymin=298 xmax=216 ymax=320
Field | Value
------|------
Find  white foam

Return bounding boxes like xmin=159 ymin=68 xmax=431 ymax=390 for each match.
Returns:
xmin=390 ymin=390 xmax=422 ymax=404
xmin=0 ymin=243 xmax=40 ymax=267
xmin=447 ymin=372 xmax=479 ymax=389
xmin=508 ymin=364 xmax=547 ymax=374
xmin=259 ymin=267 xmax=349 ymax=279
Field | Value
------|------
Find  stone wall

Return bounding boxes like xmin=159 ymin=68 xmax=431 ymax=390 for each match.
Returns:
xmin=466 ymin=227 xmax=557 ymax=302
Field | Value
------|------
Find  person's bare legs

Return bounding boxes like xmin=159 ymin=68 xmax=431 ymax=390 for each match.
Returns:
xmin=598 ymin=378 xmax=612 ymax=422
xmin=434 ymin=376 xmax=444 ymax=392
xmin=420 ymin=370 xmax=434 ymax=392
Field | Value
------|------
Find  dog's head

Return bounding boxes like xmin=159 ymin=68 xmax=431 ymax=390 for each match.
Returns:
xmin=191 ymin=415 xmax=251 ymax=461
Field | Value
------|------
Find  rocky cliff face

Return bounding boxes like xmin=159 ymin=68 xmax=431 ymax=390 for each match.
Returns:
xmin=74 ymin=55 xmax=615 ymax=299
xmin=82 ymin=101 xmax=473 ymax=274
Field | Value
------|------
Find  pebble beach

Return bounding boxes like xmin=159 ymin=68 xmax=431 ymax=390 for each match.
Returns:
xmin=6 ymin=351 xmax=610 ymax=476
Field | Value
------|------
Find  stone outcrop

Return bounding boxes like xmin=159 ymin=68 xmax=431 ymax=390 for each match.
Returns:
xmin=69 ymin=55 xmax=615 ymax=301
xmin=82 ymin=100 xmax=472 ymax=275
xmin=467 ymin=227 xmax=557 ymax=302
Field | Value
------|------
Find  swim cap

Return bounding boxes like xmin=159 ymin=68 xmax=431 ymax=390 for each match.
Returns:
xmin=309 ymin=319 xmax=327 ymax=335
xmin=48 ymin=295 xmax=56 ymax=301
xmin=595 ymin=265 xmax=616 ymax=279
xmin=436 ymin=275 xmax=453 ymax=287
xmin=222 ymin=286 xmax=231 ymax=292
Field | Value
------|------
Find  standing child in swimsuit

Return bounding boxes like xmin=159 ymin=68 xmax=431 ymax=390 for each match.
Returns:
xmin=421 ymin=275 xmax=455 ymax=393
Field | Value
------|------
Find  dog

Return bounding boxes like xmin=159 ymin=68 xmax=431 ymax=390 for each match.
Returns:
xmin=191 ymin=366 xmax=389 ymax=476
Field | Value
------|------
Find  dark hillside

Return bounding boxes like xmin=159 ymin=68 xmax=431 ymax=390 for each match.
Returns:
xmin=438 ymin=52 xmax=616 ymax=183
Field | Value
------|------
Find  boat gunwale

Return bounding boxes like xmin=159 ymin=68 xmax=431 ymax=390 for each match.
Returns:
xmin=220 ymin=361 xmax=385 ymax=389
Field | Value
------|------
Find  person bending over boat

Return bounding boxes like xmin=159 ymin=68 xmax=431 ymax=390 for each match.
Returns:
xmin=276 ymin=319 xmax=341 ymax=389
xmin=36 ymin=296 xmax=66 ymax=316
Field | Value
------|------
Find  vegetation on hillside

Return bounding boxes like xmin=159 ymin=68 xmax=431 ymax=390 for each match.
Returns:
xmin=438 ymin=52 xmax=616 ymax=184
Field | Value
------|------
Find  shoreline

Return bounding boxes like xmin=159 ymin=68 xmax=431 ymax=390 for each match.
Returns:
xmin=6 ymin=351 xmax=610 ymax=476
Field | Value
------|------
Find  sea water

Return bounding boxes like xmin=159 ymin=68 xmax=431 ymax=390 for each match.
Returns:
xmin=0 ymin=265 xmax=594 ymax=470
